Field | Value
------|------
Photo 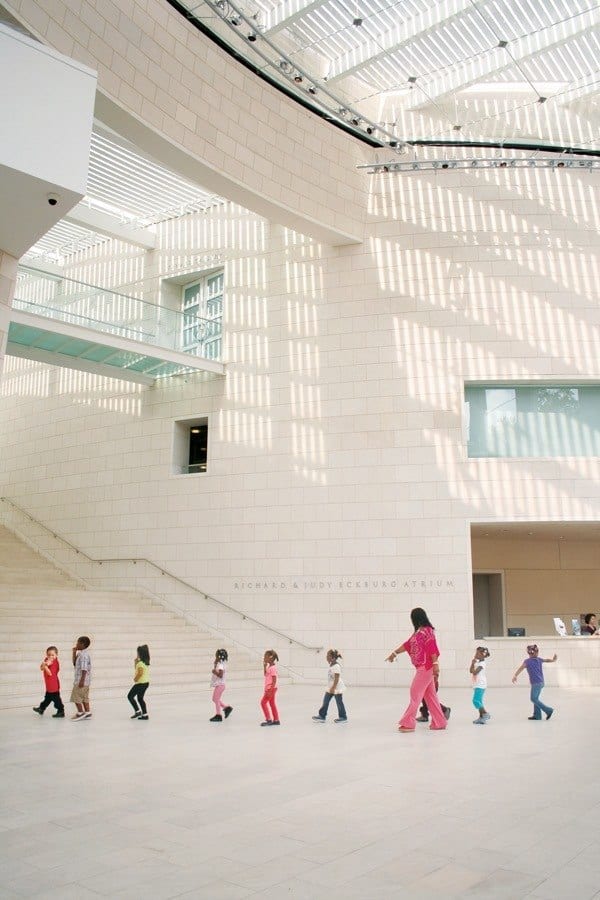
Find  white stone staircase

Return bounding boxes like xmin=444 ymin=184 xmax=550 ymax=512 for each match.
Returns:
xmin=0 ymin=526 xmax=265 ymax=709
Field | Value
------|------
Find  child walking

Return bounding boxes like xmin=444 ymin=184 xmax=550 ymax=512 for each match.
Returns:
xmin=312 ymin=649 xmax=348 ymax=723
xmin=416 ymin=673 xmax=451 ymax=723
xmin=260 ymin=650 xmax=280 ymax=726
xmin=127 ymin=644 xmax=150 ymax=720
xmin=71 ymin=636 xmax=92 ymax=721
xmin=33 ymin=646 xmax=64 ymax=718
xmin=210 ymin=649 xmax=233 ymax=722
xmin=470 ymin=646 xmax=490 ymax=724
xmin=512 ymin=644 xmax=557 ymax=720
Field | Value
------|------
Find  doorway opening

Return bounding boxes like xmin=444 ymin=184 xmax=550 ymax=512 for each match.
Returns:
xmin=472 ymin=572 xmax=504 ymax=638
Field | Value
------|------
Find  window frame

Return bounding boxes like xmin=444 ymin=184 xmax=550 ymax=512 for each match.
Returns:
xmin=180 ymin=270 xmax=223 ymax=360
xmin=171 ymin=415 xmax=210 ymax=476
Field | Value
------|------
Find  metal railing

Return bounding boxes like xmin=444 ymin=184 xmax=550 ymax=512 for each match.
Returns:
xmin=0 ymin=497 xmax=322 ymax=653
xmin=14 ymin=266 xmax=222 ymax=362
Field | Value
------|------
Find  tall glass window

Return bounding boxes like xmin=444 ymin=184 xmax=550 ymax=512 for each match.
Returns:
xmin=465 ymin=384 xmax=600 ymax=457
xmin=182 ymin=271 xmax=223 ymax=360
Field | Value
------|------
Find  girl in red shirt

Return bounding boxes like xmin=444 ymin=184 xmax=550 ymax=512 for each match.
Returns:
xmin=386 ymin=608 xmax=447 ymax=732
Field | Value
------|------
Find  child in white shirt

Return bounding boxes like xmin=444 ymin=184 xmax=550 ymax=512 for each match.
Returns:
xmin=312 ymin=649 xmax=347 ymax=723
xmin=470 ymin=646 xmax=490 ymax=725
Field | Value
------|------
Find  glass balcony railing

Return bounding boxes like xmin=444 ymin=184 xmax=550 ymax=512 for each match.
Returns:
xmin=14 ymin=265 xmax=222 ymax=361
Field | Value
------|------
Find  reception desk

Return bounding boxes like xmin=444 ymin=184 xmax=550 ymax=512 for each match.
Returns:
xmin=482 ymin=636 xmax=600 ymax=688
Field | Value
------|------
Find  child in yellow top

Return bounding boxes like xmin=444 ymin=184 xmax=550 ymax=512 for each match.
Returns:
xmin=127 ymin=644 xmax=150 ymax=720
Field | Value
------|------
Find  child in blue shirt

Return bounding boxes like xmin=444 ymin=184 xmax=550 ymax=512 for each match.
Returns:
xmin=512 ymin=644 xmax=557 ymax=720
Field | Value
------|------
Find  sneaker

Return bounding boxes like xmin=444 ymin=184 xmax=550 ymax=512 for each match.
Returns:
xmin=473 ymin=718 xmax=485 ymax=725
xmin=443 ymin=707 xmax=451 ymax=721
xmin=546 ymin=709 xmax=554 ymax=720
xmin=334 ymin=718 xmax=347 ymax=723
xmin=130 ymin=711 xmax=141 ymax=719
xmin=223 ymin=706 xmax=233 ymax=719
xmin=312 ymin=715 xmax=326 ymax=722
xmin=139 ymin=714 xmax=148 ymax=720
xmin=52 ymin=711 xmax=65 ymax=718
xmin=260 ymin=720 xmax=273 ymax=726
xmin=416 ymin=715 xmax=429 ymax=723
xmin=71 ymin=712 xmax=85 ymax=720
xmin=528 ymin=716 xmax=541 ymax=720
xmin=481 ymin=713 xmax=491 ymax=721
xmin=271 ymin=721 xmax=280 ymax=725
xmin=32 ymin=707 xmax=44 ymax=715
xmin=209 ymin=714 xmax=223 ymax=722
xmin=81 ymin=711 xmax=92 ymax=719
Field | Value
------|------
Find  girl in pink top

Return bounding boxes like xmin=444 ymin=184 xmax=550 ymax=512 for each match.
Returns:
xmin=386 ymin=607 xmax=447 ymax=732
xmin=260 ymin=650 xmax=280 ymax=726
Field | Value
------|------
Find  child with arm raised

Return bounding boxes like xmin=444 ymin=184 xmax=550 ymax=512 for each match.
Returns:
xmin=512 ymin=644 xmax=557 ymax=720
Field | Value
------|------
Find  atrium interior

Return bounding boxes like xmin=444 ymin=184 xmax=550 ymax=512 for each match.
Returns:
xmin=0 ymin=1 xmax=599 ymax=898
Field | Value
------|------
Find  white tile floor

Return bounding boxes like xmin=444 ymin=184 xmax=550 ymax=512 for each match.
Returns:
xmin=1 ymin=684 xmax=600 ymax=899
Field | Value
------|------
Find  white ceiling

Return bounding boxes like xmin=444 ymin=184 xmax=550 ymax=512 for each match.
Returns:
xmin=24 ymin=126 xmax=224 ymax=263
xmin=6 ymin=1 xmax=599 ymax=263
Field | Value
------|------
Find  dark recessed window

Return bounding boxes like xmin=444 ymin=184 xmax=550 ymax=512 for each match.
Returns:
xmin=189 ymin=423 xmax=208 ymax=473
xmin=173 ymin=416 xmax=209 ymax=475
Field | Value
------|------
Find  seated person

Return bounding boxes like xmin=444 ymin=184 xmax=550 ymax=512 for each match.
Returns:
xmin=581 ymin=613 xmax=597 ymax=635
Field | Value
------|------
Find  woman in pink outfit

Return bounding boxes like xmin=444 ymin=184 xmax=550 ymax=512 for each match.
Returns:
xmin=386 ymin=607 xmax=447 ymax=732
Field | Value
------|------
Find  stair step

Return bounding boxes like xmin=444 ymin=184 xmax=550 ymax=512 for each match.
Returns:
xmin=0 ymin=524 xmax=272 ymax=710
xmin=0 ymin=645 xmax=230 ymax=660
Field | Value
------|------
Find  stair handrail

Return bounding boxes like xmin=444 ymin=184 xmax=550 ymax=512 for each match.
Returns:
xmin=0 ymin=496 xmax=323 ymax=653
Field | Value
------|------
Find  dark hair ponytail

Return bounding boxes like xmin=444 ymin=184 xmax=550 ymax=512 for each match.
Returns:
xmin=410 ymin=607 xmax=433 ymax=631
xmin=328 ymin=648 xmax=342 ymax=661
xmin=137 ymin=644 xmax=150 ymax=665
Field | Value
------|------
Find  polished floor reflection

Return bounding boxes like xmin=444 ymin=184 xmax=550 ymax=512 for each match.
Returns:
xmin=1 ymin=685 xmax=599 ymax=899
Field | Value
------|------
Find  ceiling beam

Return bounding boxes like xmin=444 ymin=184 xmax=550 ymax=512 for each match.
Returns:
xmin=19 ymin=259 xmax=64 ymax=276
xmin=94 ymin=93 xmax=363 ymax=247
xmin=326 ymin=0 xmax=474 ymax=83
xmin=63 ymin=202 xmax=157 ymax=249
xmin=265 ymin=0 xmax=324 ymax=36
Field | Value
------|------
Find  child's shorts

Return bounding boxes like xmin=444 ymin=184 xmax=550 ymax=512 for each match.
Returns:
xmin=70 ymin=685 xmax=90 ymax=703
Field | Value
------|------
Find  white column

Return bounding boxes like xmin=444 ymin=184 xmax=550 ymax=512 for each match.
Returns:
xmin=0 ymin=250 xmax=18 ymax=372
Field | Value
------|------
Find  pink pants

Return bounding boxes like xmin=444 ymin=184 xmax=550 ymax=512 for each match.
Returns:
xmin=261 ymin=688 xmax=279 ymax=721
xmin=399 ymin=666 xmax=447 ymax=730
xmin=212 ymin=684 xmax=226 ymax=714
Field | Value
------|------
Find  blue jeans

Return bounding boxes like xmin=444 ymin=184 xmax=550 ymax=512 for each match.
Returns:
xmin=530 ymin=682 xmax=552 ymax=719
xmin=318 ymin=692 xmax=347 ymax=720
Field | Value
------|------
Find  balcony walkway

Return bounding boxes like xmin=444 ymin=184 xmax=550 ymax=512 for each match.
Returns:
xmin=7 ymin=266 xmax=224 ymax=385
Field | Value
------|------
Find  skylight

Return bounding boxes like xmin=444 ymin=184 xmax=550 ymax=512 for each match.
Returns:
xmin=172 ymin=0 xmax=600 ymax=150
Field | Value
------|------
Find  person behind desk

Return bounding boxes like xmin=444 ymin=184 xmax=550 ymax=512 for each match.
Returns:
xmin=581 ymin=613 xmax=598 ymax=635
